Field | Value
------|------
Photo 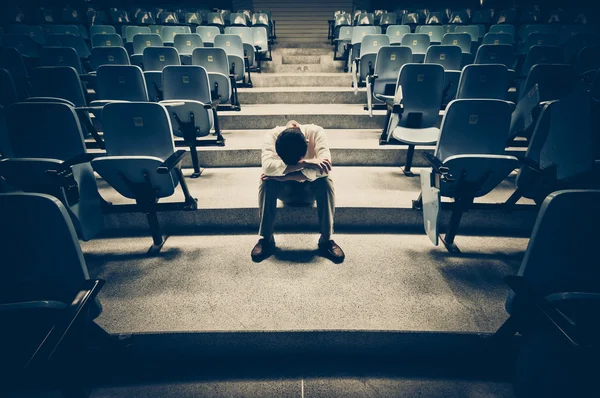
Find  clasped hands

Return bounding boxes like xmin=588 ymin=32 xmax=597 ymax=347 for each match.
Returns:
xmin=261 ymin=158 xmax=332 ymax=182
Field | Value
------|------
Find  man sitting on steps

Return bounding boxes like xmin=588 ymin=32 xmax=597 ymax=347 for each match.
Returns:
xmin=251 ymin=120 xmax=345 ymax=263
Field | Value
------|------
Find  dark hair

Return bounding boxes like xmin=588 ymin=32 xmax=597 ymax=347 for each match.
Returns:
xmin=275 ymin=128 xmax=307 ymax=165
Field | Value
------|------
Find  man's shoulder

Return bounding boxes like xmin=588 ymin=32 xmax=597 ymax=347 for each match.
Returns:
xmin=303 ymin=124 xmax=326 ymax=135
xmin=265 ymin=126 xmax=286 ymax=139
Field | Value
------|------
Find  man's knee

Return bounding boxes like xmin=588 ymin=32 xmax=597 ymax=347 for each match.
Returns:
xmin=312 ymin=177 xmax=335 ymax=193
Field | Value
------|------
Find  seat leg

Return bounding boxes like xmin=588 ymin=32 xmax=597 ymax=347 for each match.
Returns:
xmin=146 ymin=210 xmax=165 ymax=254
xmin=402 ymin=145 xmax=416 ymax=176
xmin=189 ymin=144 xmax=203 ymax=178
xmin=412 ymin=192 xmax=423 ymax=210
xmin=440 ymin=197 xmax=471 ymax=254
xmin=213 ymin=108 xmax=225 ymax=146
xmin=505 ymin=189 xmax=522 ymax=206
xmin=379 ymin=106 xmax=393 ymax=144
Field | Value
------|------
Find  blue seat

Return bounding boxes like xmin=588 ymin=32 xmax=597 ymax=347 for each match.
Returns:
xmin=59 ymin=34 xmax=91 ymax=60
xmin=521 ymin=32 xmax=560 ymax=55
xmin=125 ymin=26 xmax=151 ymax=43
xmin=575 ymin=45 xmax=600 ymax=75
xmin=442 ymin=33 xmax=472 ymax=54
xmin=214 ymin=34 xmax=248 ymax=85
xmin=91 ymin=33 xmax=123 ymax=48
xmin=30 ymin=66 xmax=87 ymax=106
xmin=7 ymin=25 xmax=46 ymax=45
xmin=475 ymin=44 xmax=516 ymax=70
xmin=0 ymin=48 xmax=30 ymax=100
xmin=90 ymin=46 xmax=130 ymax=70
xmin=142 ymin=47 xmax=181 ymax=101
xmin=40 ymin=47 xmax=83 ymax=74
xmin=489 ymin=24 xmax=515 ymax=36
xmin=0 ymin=68 xmax=18 ymax=108
xmin=456 ymin=64 xmax=509 ymax=100
xmin=386 ymin=25 xmax=410 ymax=45
xmin=416 ymin=25 xmax=443 ymax=44
xmin=45 ymin=24 xmax=79 ymax=36
xmin=482 ymin=32 xmax=514 ymax=45
xmin=419 ymin=99 xmax=519 ymax=252
xmin=91 ymin=102 xmax=197 ymax=252
xmin=347 ymin=26 xmax=380 ymax=70
xmin=425 ymin=45 xmax=463 ymax=104
xmin=354 ymin=34 xmax=390 ymax=88
xmin=383 ymin=63 xmax=445 ymax=174
xmin=89 ymin=25 xmax=116 ymax=38
xmin=160 ymin=65 xmax=223 ymax=176
xmin=518 ymin=45 xmax=564 ymax=80
xmin=226 ymin=27 xmax=257 ymax=69
xmin=131 ymin=33 xmax=163 ymax=67
xmin=196 ymin=26 xmax=221 ymax=47
xmin=454 ymin=25 xmax=481 ymax=42
xmin=401 ymin=33 xmax=430 ymax=63
xmin=174 ymin=33 xmax=203 ymax=64
xmin=192 ymin=47 xmax=238 ymax=109
xmin=2 ymin=34 xmax=41 ymax=58
xmin=161 ymin=26 xmax=188 ymax=45
xmin=0 ymin=101 xmax=104 ymax=241
xmin=0 ymin=192 xmax=107 ymax=374
xmin=367 ymin=46 xmax=413 ymax=116
xmin=379 ymin=12 xmax=397 ymax=31
xmin=93 ymin=65 xmax=149 ymax=103
xmin=252 ymin=26 xmax=270 ymax=60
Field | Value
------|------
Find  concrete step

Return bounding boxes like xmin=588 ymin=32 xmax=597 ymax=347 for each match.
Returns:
xmin=237 ymin=87 xmax=366 ymax=104
xmin=96 ymin=166 xmax=536 ymax=235
xmin=88 ymin=130 xmax=527 ymax=169
xmin=273 ymin=42 xmax=332 ymax=49
xmin=218 ymin=104 xmax=386 ymax=129
xmin=273 ymin=47 xmax=334 ymax=56
xmin=260 ymin=63 xmax=344 ymax=73
xmin=282 ymin=55 xmax=322 ymax=64
xmin=251 ymin=73 xmax=353 ymax=88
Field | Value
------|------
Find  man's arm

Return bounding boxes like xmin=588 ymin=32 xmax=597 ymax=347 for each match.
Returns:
xmin=261 ymin=129 xmax=287 ymax=176
xmin=301 ymin=126 xmax=333 ymax=181
xmin=262 ymin=171 xmax=307 ymax=182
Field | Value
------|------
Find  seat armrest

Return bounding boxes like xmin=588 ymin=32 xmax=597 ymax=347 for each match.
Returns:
xmin=62 ymin=153 xmax=98 ymax=168
xmin=204 ymin=99 xmax=221 ymax=109
xmin=25 ymin=97 xmax=76 ymax=107
xmin=157 ymin=150 xmax=187 ymax=174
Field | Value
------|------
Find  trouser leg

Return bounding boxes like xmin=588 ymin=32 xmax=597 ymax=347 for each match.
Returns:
xmin=309 ymin=177 xmax=335 ymax=239
xmin=258 ymin=179 xmax=281 ymax=238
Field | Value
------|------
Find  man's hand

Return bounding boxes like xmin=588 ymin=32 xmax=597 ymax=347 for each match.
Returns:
xmin=301 ymin=158 xmax=332 ymax=175
xmin=261 ymin=173 xmax=307 ymax=182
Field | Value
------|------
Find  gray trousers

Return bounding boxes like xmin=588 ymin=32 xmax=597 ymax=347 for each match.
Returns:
xmin=258 ymin=177 xmax=335 ymax=238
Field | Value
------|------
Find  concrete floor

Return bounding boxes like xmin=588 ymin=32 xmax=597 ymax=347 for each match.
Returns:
xmin=82 ymin=233 xmax=527 ymax=335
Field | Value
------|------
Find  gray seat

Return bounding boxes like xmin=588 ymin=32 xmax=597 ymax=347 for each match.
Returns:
xmin=90 ymin=46 xmax=130 ymax=70
xmin=131 ymin=33 xmax=163 ymax=67
xmin=92 ymin=65 xmax=149 ymax=104
xmin=192 ymin=47 xmax=238 ymax=109
xmin=3 ymin=34 xmax=41 ymax=58
xmin=40 ymin=46 xmax=83 ymax=74
xmin=482 ymin=32 xmax=514 ymax=46
xmin=348 ymin=26 xmax=379 ymax=70
xmin=143 ymin=46 xmax=181 ymax=71
xmin=206 ymin=12 xmax=225 ymax=33
xmin=475 ymin=44 xmax=516 ymax=70
xmin=0 ymin=101 xmax=104 ymax=241
xmin=419 ymin=99 xmax=519 ymax=252
xmin=454 ymin=25 xmax=480 ymax=42
xmin=161 ymin=26 xmax=188 ymax=45
xmin=226 ymin=27 xmax=257 ymax=69
xmin=574 ymin=46 xmax=600 ymax=75
xmin=367 ymin=46 xmax=413 ymax=116
xmin=489 ymin=24 xmax=515 ymax=36
xmin=416 ymin=25 xmax=443 ymax=44
xmin=30 ymin=66 xmax=87 ymax=106
xmin=386 ymin=25 xmax=410 ymax=45
xmin=174 ymin=33 xmax=203 ymax=64
xmin=214 ymin=34 xmax=247 ymax=85
xmin=0 ymin=47 xmax=31 ymax=100
xmin=91 ymin=33 xmax=123 ymax=48
xmin=354 ymin=34 xmax=390 ymax=88
xmin=0 ymin=192 xmax=107 ymax=374
xmin=91 ymin=102 xmax=197 ymax=253
xmin=334 ymin=26 xmax=353 ymax=60
xmin=379 ymin=12 xmax=397 ymax=30
xmin=45 ymin=25 xmax=79 ymax=36
xmin=159 ymin=65 xmax=223 ymax=177
xmin=59 ymin=34 xmax=92 ymax=60
xmin=400 ymin=33 xmax=430 ymax=63
xmin=521 ymin=33 xmax=560 ymax=55
xmin=425 ymin=45 xmax=463 ymax=104
xmin=456 ymin=64 xmax=509 ymax=100
xmin=518 ymin=46 xmax=567 ymax=84
xmin=126 ymin=26 xmax=151 ymax=43
xmin=8 ymin=25 xmax=46 ymax=45
xmin=442 ymin=32 xmax=472 ymax=54
xmin=196 ymin=26 xmax=221 ymax=46
xmin=230 ymin=12 xmax=248 ymax=26
xmin=0 ymin=68 xmax=18 ymax=108
xmin=383 ymin=64 xmax=445 ymax=174
xmin=356 ymin=12 xmax=375 ymax=26
xmin=89 ymin=24 xmax=116 ymax=38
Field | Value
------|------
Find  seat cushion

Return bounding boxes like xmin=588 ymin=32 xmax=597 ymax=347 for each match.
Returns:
xmin=392 ymin=126 xmax=440 ymax=145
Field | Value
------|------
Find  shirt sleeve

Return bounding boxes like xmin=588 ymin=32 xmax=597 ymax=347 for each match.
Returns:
xmin=300 ymin=125 xmax=332 ymax=182
xmin=261 ymin=128 xmax=288 ymax=176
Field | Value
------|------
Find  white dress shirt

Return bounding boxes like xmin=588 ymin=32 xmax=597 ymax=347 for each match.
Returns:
xmin=261 ymin=124 xmax=332 ymax=182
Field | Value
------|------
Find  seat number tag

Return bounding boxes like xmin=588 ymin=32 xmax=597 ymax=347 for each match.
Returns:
xmin=183 ymin=76 xmax=190 ymax=84
xmin=208 ymin=56 xmax=213 ymax=62
xmin=396 ymin=31 xmax=401 ymax=36
xmin=226 ymin=41 xmax=231 ymax=46
xmin=453 ymin=40 xmax=458 ymax=45
xmin=428 ymin=32 xmax=432 ymax=36
xmin=440 ymin=54 xmax=445 ymax=60
xmin=207 ymin=32 xmax=212 ymax=36
xmin=106 ymin=40 xmax=111 ymax=46
xmin=146 ymin=41 xmax=151 ymax=46
xmin=494 ymin=40 xmax=499 ymax=44
xmin=118 ymin=76 xmax=126 ymax=84
xmin=186 ymin=40 xmax=191 ymax=46
xmin=469 ymin=115 xmax=479 ymax=124
xmin=417 ymin=74 xmax=424 ymax=82
xmin=159 ymin=55 xmax=165 ymax=61
xmin=373 ymin=41 xmax=377 ymax=46
xmin=412 ymin=40 xmax=418 ymax=45
xmin=390 ymin=54 xmax=396 ymax=61
xmin=108 ymin=55 xmax=115 ymax=62
xmin=134 ymin=117 xmax=144 ymax=127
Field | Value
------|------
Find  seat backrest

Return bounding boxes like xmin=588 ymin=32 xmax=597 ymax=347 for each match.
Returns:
xmin=522 ymin=32 xmax=560 ymax=53
xmin=162 ymin=65 xmax=211 ymax=103
xmin=0 ymin=69 xmax=18 ymax=107
xmin=252 ymin=27 xmax=269 ymax=49
xmin=174 ymin=34 xmax=203 ymax=55
xmin=441 ymin=32 xmax=472 ymax=53
xmin=230 ymin=12 xmax=247 ymax=26
xmin=401 ymin=33 xmax=430 ymax=54
xmin=96 ymin=65 xmax=149 ymax=101
xmin=375 ymin=46 xmax=413 ymax=81
xmin=101 ymin=102 xmax=174 ymax=159
xmin=475 ymin=44 xmax=516 ymax=69
xmin=482 ymin=32 xmax=514 ymax=45
xmin=386 ymin=25 xmax=410 ymax=44
xmin=59 ymin=35 xmax=91 ymax=59
xmin=360 ymin=34 xmax=390 ymax=55
xmin=396 ymin=63 xmax=445 ymax=128
xmin=207 ymin=12 xmax=225 ymax=26
xmin=435 ymin=99 xmax=512 ymax=161
xmin=425 ymin=11 xmax=446 ymax=25
xmin=506 ymin=190 xmax=600 ymax=312
xmin=161 ymin=26 xmax=187 ymax=43
xmin=379 ymin=12 xmax=397 ymax=26
xmin=191 ymin=47 xmax=229 ymax=74
xmin=90 ymin=46 xmax=130 ymax=70
xmin=91 ymin=33 xmax=123 ymax=48
xmin=46 ymin=24 xmax=79 ymax=36
xmin=7 ymin=24 xmax=45 ymax=44
xmin=416 ymin=25 xmax=443 ymax=43
xmin=401 ymin=12 xmax=419 ymax=25
xmin=196 ymin=26 xmax=221 ymax=43
xmin=3 ymin=34 xmax=40 ymax=57
xmin=357 ymin=13 xmax=375 ymax=26
xmin=251 ymin=12 xmax=269 ymax=27
xmin=454 ymin=25 xmax=479 ymax=42
xmin=575 ymin=45 xmax=600 ymax=74
xmin=225 ymin=27 xmax=253 ymax=44
xmin=214 ymin=34 xmax=244 ymax=58
xmin=126 ymin=26 xmax=151 ymax=42
xmin=31 ymin=66 xmax=87 ymax=106
xmin=521 ymin=64 xmax=578 ymax=102
xmin=521 ymin=24 xmax=560 ymax=41
xmin=351 ymin=26 xmax=378 ymax=44
xmin=424 ymin=45 xmax=462 ymax=71
xmin=456 ymin=64 xmax=509 ymax=100
xmin=489 ymin=24 xmax=515 ymax=36
xmin=338 ymin=26 xmax=354 ymax=41
xmin=6 ymin=101 xmax=86 ymax=160
xmin=0 ymin=192 xmax=91 ymax=305
xmin=143 ymin=46 xmax=181 ymax=71
xmin=133 ymin=33 xmax=163 ymax=55
xmin=40 ymin=46 xmax=82 ymax=74
xmin=334 ymin=13 xmax=352 ymax=28
xmin=520 ymin=45 xmax=564 ymax=77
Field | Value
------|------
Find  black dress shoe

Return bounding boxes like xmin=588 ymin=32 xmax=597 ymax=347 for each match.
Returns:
xmin=318 ymin=239 xmax=345 ymax=263
xmin=251 ymin=237 xmax=275 ymax=262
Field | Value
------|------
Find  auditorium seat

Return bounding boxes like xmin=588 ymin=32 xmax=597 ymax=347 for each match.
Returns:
xmin=425 ymin=11 xmax=446 ymax=25
xmin=332 ymin=12 xmax=352 ymax=44
xmin=59 ymin=34 xmax=92 ymax=61
xmin=400 ymin=33 xmax=430 ymax=63
xmin=0 ymin=101 xmax=103 ymax=240
xmin=347 ymin=26 xmax=380 ymax=69
xmin=456 ymin=64 xmax=509 ymax=100
xmin=356 ymin=12 xmax=375 ymax=26
xmin=418 ymin=99 xmax=518 ymax=252
xmin=518 ymin=45 xmax=564 ymax=82
xmin=449 ymin=10 xmax=469 ymax=24
xmin=174 ymin=33 xmax=203 ymax=64
xmin=91 ymin=33 xmax=124 ymax=48
xmin=159 ymin=65 xmax=224 ymax=177
xmin=334 ymin=26 xmax=353 ymax=61
xmin=225 ymin=27 xmax=257 ymax=70
xmin=471 ymin=9 xmax=493 ymax=25
xmin=366 ymin=46 xmax=413 ymax=116
xmin=379 ymin=12 xmax=397 ymax=32
xmin=520 ymin=33 xmax=560 ymax=55
xmin=482 ymin=32 xmax=514 ymax=46
xmin=0 ymin=69 xmax=18 ymax=108
xmin=196 ymin=26 xmax=221 ymax=47
xmin=498 ymin=189 xmax=600 ymax=398
xmin=475 ymin=44 xmax=516 ymax=70
xmin=214 ymin=34 xmax=250 ymax=86
xmin=386 ymin=25 xmax=410 ymax=45
xmin=519 ymin=24 xmax=561 ymax=42
xmin=252 ymin=26 xmax=271 ymax=62
xmin=90 ymin=46 xmax=130 ymax=70
xmin=381 ymin=63 xmax=444 ymax=175
xmin=92 ymin=65 xmax=149 ymax=107
xmin=454 ymin=25 xmax=480 ymax=43
xmin=2 ymin=34 xmax=41 ymax=58
xmin=0 ymin=48 xmax=31 ymax=100
xmin=7 ymin=24 xmax=46 ymax=45
xmin=131 ymin=33 xmax=163 ymax=67
xmin=142 ymin=46 xmax=181 ymax=101
xmin=252 ymin=12 xmax=273 ymax=39
xmin=0 ymin=192 xmax=108 ymax=381
xmin=230 ymin=12 xmax=247 ymax=27
xmin=125 ymin=26 xmax=151 ymax=44
xmin=574 ymin=46 xmax=600 ymax=75
xmin=192 ymin=47 xmax=239 ymax=110
xmin=91 ymin=102 xmax=197 ymax=253
xmin=44 ymin=24 xmax=80 ymax=36
xmin=30 ymin=66 xmax=87 ymax=106
xmin=416 ymin=25 xmax=443 ymax=44
xmin=425 ymin=45 xmax=462 ymax=104
xmin=207 ymin=12 xmax=226 ymax=33
xmin=354 ymin=34 xmax=389 ymax=88
xmin=442 ymin=32 xmax=475 ymax=65
xmin=40 ymin=47 xmax=83 ymax=74
xmin=161 ymin=26 xmax=188 ymax=46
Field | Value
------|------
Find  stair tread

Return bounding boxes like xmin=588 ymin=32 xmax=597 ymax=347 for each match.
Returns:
xmin=219 ymin=104 xmax=386 ymax=116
